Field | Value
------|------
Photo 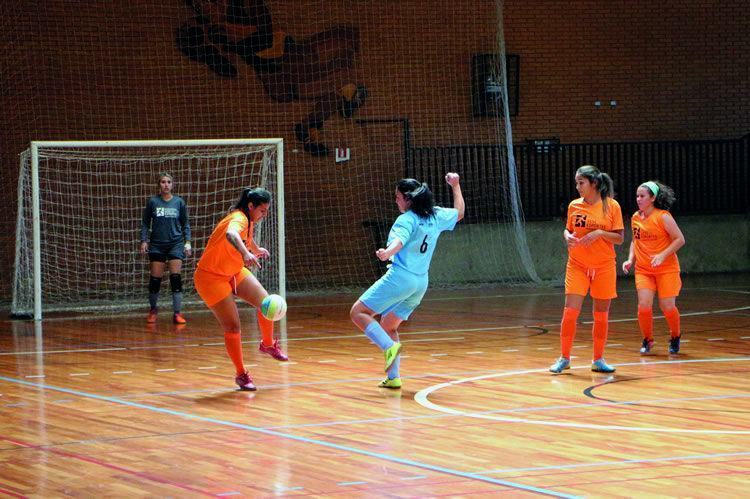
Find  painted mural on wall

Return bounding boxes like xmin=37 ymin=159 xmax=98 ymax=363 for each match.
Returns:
xmin=175 ymin=0 xmax=368 ymax=156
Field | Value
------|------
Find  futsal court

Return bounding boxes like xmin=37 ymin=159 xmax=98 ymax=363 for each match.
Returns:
xmin=1 ymin=272 xmax=748 ymax=497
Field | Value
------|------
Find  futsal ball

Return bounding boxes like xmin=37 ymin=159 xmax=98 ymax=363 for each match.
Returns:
xmin=261 ymin=294 xmax=287 ymax=321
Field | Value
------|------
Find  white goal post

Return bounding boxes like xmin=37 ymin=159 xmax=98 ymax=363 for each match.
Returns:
xmin=13 ymin=139 xmax=285 ymax=321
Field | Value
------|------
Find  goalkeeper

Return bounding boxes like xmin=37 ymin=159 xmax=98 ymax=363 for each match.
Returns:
xmin=140 ymin=173 xmax=192 ymax=325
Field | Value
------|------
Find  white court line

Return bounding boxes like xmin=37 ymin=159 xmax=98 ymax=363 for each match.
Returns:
xmin=415 ymin=357 xmax=750 ymax=434
xmin=403 ymin=337 xmax=464 ymax=343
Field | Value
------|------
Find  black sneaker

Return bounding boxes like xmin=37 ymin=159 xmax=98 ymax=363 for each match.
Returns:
xmin=640 ymin=337 xmax=654 ymax=354
xmin=669 ymin=335 xmax=681 ymax=354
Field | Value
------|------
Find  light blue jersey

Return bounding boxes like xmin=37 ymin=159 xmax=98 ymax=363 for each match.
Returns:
xmin=359 ymin=206 xmax=458 ymax=320
xmin=388 ymin=206 xmax=459 ymax=275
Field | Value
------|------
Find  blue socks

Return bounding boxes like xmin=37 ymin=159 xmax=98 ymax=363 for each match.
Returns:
xmin=364 ymin=321 xmax=394 ymax=351
xmin=387 ymin=354 xmax=401 ymax=379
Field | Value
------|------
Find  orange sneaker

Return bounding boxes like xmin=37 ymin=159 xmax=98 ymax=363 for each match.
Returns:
xmin=147 ymin=308 xmax=158 ymax=323
xmin=173 ymin=313 xmax=187 ymax=325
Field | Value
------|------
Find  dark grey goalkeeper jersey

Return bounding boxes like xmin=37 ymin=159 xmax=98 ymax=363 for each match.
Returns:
xmin=140 ymin=195 xmax=191 ymax=245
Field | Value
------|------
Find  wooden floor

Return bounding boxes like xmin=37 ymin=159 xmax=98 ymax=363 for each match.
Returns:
xmin=1 ymin=273 xmax=749 ymax=497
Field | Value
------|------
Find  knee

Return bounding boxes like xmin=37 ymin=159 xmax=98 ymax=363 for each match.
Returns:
xmin=148 ymin=276 xmax=162 ymax=294
xmin=660 ymin=303 xmax=676 ymax=314
xmin=169 ymin=274 xmax=183 ymax=293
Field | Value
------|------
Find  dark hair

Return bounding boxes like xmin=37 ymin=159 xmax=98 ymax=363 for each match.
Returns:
xmin=576 ymin=164 xmax=614 ymax=213
xmin=640 ymin=180 xmax=676 ymax=211
xmin=233 ymin=187 xmax=272 ymax=221
xmin=397 ymin=178 xmax=435 ymax=218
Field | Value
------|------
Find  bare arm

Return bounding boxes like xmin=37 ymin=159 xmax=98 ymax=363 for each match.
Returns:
xmin=226 ymin=229 xmax=259 ymax=268
xmin=622 ymin=241 xmax=635 ymax=274
xmin=578 ymin=229 xmax=624 ymax=247
xmin=445 ymin=172 xmax=465 ymax=221
xmin=651 ymin=214 xmax=685 ymax=267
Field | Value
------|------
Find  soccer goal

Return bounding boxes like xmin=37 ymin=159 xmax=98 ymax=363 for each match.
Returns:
xmin=12 ymin=139 xmax=284 ymax=320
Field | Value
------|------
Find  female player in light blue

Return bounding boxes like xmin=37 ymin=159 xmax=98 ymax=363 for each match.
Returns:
xmin=351 ymin=173 xmax=464 ymax=388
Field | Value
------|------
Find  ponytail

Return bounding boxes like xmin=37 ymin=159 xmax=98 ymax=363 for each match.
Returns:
xmin=397 ymin=178 xmax=435 ymax=218
xmin=641 ymin=180 xmax=676 ymax=211
xmin=233 ymin=187 xmax=272 ymax=221
xmin=576 ymin=165 xmax=614 ymax=214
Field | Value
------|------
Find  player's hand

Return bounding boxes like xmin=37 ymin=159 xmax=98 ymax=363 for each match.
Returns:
xmin=140 ymin=241 xmax=149 ymax=254
xmin=622 ymin=260 xmax=633 ymax=274
xmin=445 ymin=172 xmax=460 ymax=186
xmin=564 ymin=232 xmax=580 ymax=247
xmin=255 ymin=247 xmax=270 ymax=259
xmin=244 ymin=252 xmax=261 ymax=269
xmin=184 ymin=242 xmax=192 ymax=257
xmin=375 ymin=248 xmax=390 ymax=261
xmin=651 ymin=253 xmax=665 ymax=267
xmin=578 ymin=230 xmax=600 ymax=246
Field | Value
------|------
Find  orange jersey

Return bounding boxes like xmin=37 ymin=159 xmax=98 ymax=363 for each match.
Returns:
xmin=630 ymin=208 xmax=680 ymax=274
xmin=197 ymin=210 xmax=255 ymax=277
xmin=566 ymin=198 xmax=624 ymax=268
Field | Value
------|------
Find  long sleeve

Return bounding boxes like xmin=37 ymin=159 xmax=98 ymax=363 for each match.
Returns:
xmin=180 ymin=199 xmax=192 ymax=242
xmin=140 ymin=198 xmax=153 ymax=242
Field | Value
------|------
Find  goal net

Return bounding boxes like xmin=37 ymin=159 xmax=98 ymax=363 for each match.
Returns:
xmin=12 ymin=140 xmax=284 ymax=320
xmin=2 ymin=1 xmax=543 ymax=308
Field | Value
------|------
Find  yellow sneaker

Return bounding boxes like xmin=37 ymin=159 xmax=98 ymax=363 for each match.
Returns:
xmin=383 ymin=342 xmax=402 ymax=372
xmin=378 ymin=377 xmax=402 ymax=389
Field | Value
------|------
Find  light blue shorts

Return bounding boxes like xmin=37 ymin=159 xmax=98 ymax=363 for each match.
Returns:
xmin=359 ymin=266 xmax=428 ymax=320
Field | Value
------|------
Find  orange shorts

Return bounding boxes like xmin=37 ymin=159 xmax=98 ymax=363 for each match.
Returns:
xmin=194 ymin=267 xmax=251 ymax=307
xmin=635 ymin=271 xmax=682 ymax=298
xmin=565 ymin=260 xmax=617 ymax=300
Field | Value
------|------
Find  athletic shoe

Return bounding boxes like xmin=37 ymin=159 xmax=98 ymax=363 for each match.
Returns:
xmin=259 ymin=340 xmax=288 ymax=361
xmin=549 ymin=357 xmax=570 ymax=373
xmin=640 ymin=338 xmax=655 ymax=354
xmin=173 ymin=313 xmax=187 ymax=325
xmin=591 ymin=358 xmax=616 ymax=373
xmin=384 ymin=342 xmax=402 ymax=372
xmin=378 ymin=377 xmax=402 ymax=389
xmin=147 ymin=308 xmax=158 ymax=323
xmin=669 ymin=335 xmax=681 ymax=354
xmin=235 ymin=371 xmax=257 ymax=391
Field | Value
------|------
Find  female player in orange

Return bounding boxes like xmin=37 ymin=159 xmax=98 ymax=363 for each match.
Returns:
xmin=550 ymin=165 xmax=624 ymax=374
xmin=194 ymin=187 xmax=288 ymax=391
xmin=622 ymin=181 xmax=685 ymax=354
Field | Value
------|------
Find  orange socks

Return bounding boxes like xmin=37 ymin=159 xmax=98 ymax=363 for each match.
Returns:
xmin=224 ymin=331 xmax=245 ymax=376
xmin=256 ymin=309 xmax=275 ymax=347
xmin=663 ymin=307 xmax=681 ymax=338
xmin=560 ymin=307 xmax=580 ymax=359
xmin=638 ymin=306 xmax=653 ymax=340
xmin=592 ymin=311 xmax=609 ymax=360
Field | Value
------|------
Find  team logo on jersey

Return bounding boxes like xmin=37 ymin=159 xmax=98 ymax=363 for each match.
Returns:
xmin=156 ymin=207 xmax=178 ymax=218
xmin=574 ymin=214 xmax=587 ymax=227
xmin=633 ymin=227 xmax=641 ymax=239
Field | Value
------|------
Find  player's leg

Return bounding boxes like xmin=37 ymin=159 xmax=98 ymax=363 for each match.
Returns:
xmin=378 ymin=276 xmax=428 ymax=387
xmin=590 ymin=264 xmax=617 ymax=373
xmin=351 ymin=270 xmax=415 ymax=372
xmin=657 ymin=272 xmax=682 ymax=353
xmin=147 ymin=255 xmax=166 ymax=323
xmin=233 ymin=269 xmax=288 ymax=361
xmin=194 ymin=268 xmax=255 ymax=390
xmin=550 ymin=262 xmax=586 ymax=373
xmin=167 ymin=253 xmax=185 ymax=324
xmin=635 ymin=273 xmax=657 ymax=354
xmin=378 ymin=312 xmax=404 ymax=387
